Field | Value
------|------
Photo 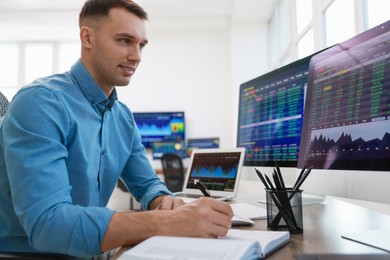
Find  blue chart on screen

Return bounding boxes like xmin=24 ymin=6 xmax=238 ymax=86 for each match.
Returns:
xmin=133 ymin=112 xmax=185 ymax=149
xmin=186 ymin=151 xmax=242 ymax=192
xmin=191 ymin=164 xmax=238 ymax=178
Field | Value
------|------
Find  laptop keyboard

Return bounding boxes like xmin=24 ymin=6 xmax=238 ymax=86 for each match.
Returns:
xmin=176 ymin=193 xmax=224 ymax=199
xmin=231 ymin=202 xmax=267 ymax=220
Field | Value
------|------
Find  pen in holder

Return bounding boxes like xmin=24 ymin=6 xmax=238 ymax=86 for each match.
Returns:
xmin=265 ymin=188 xmax=303 ymax=234
xmin=255 ymin=163 xmax=311 ymax=234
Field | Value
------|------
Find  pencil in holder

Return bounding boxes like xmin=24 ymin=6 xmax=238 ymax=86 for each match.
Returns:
xmin=265 ymin=189 xmax=303 ymax=234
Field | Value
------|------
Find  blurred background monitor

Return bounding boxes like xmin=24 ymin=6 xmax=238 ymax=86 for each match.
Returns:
xmin=133 ymin=112 xmax=185 ymax=149
xmin=187 ymin=137 xmax=220 ymax=157
xmin=151 ymin=140 xmax=187 ymax=159
xmin=297 ymin=20 xmax=390 ymax=204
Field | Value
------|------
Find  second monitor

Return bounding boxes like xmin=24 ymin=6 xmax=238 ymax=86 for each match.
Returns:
xmin=236 ymin=53 xmax=319 ymax=167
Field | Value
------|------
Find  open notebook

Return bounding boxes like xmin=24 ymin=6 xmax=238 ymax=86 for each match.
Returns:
xmin=174 ymin=148 xmax=245 ymax=202
xmin=119 ymin=229 xmax=290 ymax=260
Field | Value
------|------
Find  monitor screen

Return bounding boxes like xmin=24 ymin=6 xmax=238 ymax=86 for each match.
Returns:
xmin=186 ymin=150 xmax=243 ymax=192
xmin=187 ymin=137 xmax=220 ymax=157
xmin=298 ymin=21 xmax=390 ymax=171
xmin=133 ymin=112 xmax=185 ymax=149
xmin=151 ymin=140 xmax=187 ymax=159
xmin=296 ymin=20 xmax=390 ymax=203
xmin=236 ymin=53 xmax=319 ymax=167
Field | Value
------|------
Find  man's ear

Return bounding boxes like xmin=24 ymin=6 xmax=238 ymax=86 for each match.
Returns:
xmin=80 ymin=26 xmax=93 ymax=49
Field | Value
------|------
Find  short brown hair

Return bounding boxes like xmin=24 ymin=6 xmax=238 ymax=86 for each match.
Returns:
xmin=79 ymin=0 xmax=148 ymax=28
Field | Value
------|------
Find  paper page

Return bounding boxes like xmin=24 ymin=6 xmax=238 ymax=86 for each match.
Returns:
xmin=221 ymin=229 xmax=290 ymax=256
xmin=119 ymin=236 xmax=260 ymax=260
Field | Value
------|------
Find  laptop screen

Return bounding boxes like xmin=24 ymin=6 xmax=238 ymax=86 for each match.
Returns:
xmin=185 ymin=151 xmax=243 ymax=192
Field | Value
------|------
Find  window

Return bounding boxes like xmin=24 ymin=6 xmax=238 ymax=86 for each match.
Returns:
xmin=58 ymin=42 xmax=80 ymax=73
xmin=268 ymin=0 xmax=386 ymax=69
xmin=0 ymin=41 xmax=79 ymax=100
xmin=268 ymin=0 xmax=296 ymax=68
xmin=298 ymin=29 xmax=314 ymax=58
xmin=296 ymin=0 xmax=312 ymax=34
xmin=366 ymin=0 xmax=390 ymax=29
xmin=0 ymin=44 xmax=19 ymax=100
xmin=268 ymin=12 xmax=278 ymax=67
xmin=279 ymin=0 xmax=291 ymax=52
xmin=325 ymin=0 xmax=355 ymax=47
xmin=25 ymin=43 xmax=53 ymax=84
xmin=295 ymin=0 xmax=314 ymax=59
xmin=0 ymin=44 xmax=18 ymax=87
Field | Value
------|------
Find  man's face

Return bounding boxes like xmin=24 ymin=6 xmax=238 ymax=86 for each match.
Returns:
xmin=88 ymin=8 xmax=148 ymax=91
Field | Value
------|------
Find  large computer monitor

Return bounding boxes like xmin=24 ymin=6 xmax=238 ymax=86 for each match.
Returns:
xmin=133 ymin=112 xmax=185 ymax=149
xmin=236 ymin=53 xmax=319 ymax=168
xmin=297 ymin=20 xmax=390 ymax=204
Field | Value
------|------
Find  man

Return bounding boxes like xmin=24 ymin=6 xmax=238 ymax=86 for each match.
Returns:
xmin=0 ymin=0 xmax=233 ymax=258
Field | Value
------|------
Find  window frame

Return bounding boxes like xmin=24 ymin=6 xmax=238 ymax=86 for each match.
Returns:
xmin=267 ymin=0 xmax=384 ymax=69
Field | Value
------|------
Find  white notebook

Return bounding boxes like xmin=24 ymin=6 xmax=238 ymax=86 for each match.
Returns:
xmin=119 ymin=229 xmax=290 ymax=260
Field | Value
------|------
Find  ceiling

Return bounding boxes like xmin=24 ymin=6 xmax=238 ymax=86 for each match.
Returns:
xmin=0 ymin=0 xmax=274 ymax=26
xmin=0 ymin=0 xmax=275 ymax=41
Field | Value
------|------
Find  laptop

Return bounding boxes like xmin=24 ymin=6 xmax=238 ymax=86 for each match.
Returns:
xmin=174 ymin=148 xmax=245 ymax=202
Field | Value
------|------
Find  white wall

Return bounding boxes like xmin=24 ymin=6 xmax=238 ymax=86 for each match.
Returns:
xmin=118 ymin=23 xmax=234 ymax=148
xmin=117 ymin=13 xmax=270 ymax=151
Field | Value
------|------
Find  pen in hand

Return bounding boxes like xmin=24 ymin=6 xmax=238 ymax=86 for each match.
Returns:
xmin=194 ymin=179 xmax=210 ymax=197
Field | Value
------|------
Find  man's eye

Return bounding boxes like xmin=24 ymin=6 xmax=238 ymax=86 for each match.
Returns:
xmin=120 ymin=39 xmax=130 ymax=44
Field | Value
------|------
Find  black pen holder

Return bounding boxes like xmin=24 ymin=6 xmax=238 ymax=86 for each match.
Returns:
xmin=266 ymin=189 xmax=303 ymax=234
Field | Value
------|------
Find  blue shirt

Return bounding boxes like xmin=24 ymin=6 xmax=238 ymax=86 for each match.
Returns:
xmin=0 ymin=60 xmax=172 ymax=258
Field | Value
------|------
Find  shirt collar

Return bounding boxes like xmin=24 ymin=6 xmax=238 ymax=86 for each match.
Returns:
xmin=108 ymin=88 xmax=118 ymax=110
xmin=70 ymin=59 xmax=117 ymax=110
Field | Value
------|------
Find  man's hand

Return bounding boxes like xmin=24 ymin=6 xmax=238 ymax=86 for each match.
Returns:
xmin=157 ymin=197 xmax=233 ymax=238
xmin=149 ymin=195 xmax=185 ymax=210
xmin=101 ymin=197 xmax=232 ymax=251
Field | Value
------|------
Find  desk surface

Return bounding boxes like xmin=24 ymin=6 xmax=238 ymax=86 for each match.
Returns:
xmin=114 ymin=182 xmax=390 ymax=259
xmin=239 ymin=196 xmax=390 ymax=259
